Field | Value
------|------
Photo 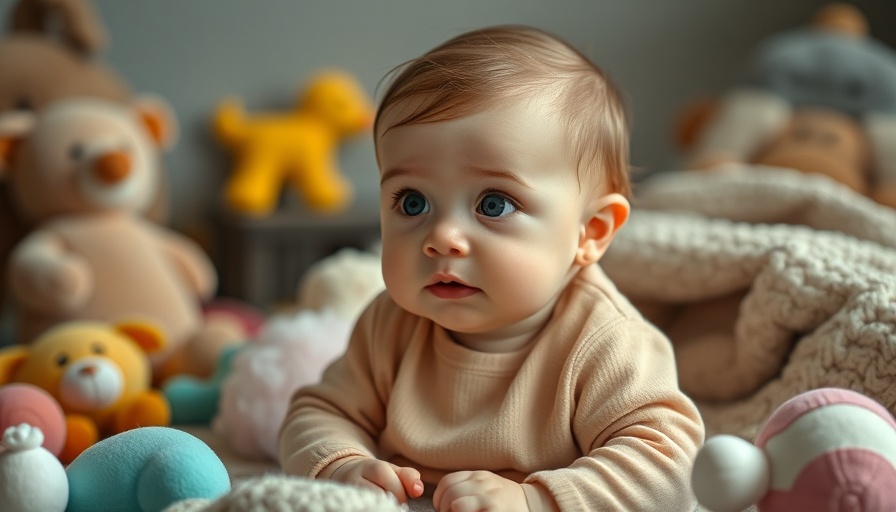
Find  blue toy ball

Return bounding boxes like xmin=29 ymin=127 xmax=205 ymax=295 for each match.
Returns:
xmin=65 ymin=426 xmax=231 ymax=512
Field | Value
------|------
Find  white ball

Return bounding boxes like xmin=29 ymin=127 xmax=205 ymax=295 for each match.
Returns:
xmin=692 ymin=434 xmax=769 ymax=512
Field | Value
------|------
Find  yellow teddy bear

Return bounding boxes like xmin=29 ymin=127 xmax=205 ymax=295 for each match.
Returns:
xmin=0 ymin=321 xmax=171 ymax=464
xmin=213 ymin=70 xmax=374 ymax=216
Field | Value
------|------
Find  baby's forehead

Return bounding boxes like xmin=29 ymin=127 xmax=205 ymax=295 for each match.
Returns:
xmin=376 ymin=91 xmax=564 ymax=141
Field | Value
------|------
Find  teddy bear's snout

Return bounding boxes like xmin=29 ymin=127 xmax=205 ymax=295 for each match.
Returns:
xmin=94 ymin=150 xmax=131 ymax=184
xmin=59 ymin=356 xmax=124 ymax=411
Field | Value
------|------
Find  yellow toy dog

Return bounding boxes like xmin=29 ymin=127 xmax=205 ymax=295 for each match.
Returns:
xmin=214 ymin=70 xmax=374 ymax=216
xmin=0 ymin=321 xmax=171 ymax=463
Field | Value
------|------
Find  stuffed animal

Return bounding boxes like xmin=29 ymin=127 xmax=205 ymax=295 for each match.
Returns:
xmin=0 ymin=97 xmax=244 ymax=383
xmin=0 ymin=320 xmax=171 ymax=464
xmin=691 ymin=387 xmax=896 ymax=512
xmin=0 ymin=423 xmax=69 ymax=512
xmin=162 ymin=473 xmax=403 ymax=512
xmin=0 ymin=0 xmax=170 ymax=311
xmin=66 ymin=426 xmax=231 ymax=512
xmin=161 ymin=300 xmax=265 ymax=425
xmin=162 ymin=344 xmax=242 ymax=426
xmin=213 ymin=70 xmax=374 ymax=216
xmin=296 ymin=246 xmax=385 ymax=321
xmin=682 ymin=3 xmax=896 ymax=208
xmin=212 ymin=308 xmax=353 ymax=461
xmin=0 ymin=383 xmax=66 ymax=456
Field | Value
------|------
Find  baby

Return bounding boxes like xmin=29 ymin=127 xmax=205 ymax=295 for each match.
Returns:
xmin=280 ymin=25 xmax=704 ymax=511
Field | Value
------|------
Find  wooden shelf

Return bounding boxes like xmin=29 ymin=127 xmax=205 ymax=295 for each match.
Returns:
xmin=214 ymin=205 xmax=381 ymax=310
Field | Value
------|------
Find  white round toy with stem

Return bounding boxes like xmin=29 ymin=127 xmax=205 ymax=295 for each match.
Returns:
xmin=0 ymin=423 xmax=69 ymax=512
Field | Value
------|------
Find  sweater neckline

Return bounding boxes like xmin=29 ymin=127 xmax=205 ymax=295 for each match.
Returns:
xmin=431 ymin=325 xmax=534 ymax=376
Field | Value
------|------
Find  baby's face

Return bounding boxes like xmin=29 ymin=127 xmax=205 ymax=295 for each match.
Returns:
xmin=377 ymin=98 xmax=591 ymax=349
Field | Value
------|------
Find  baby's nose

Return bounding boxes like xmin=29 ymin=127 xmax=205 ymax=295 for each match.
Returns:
xmin=423 ymin=221 xmax=469 ymax=257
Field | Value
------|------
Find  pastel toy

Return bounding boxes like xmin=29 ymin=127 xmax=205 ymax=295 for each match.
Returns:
xmin=0 ymin=321 xmax=171 ymax=464
xmin=0 ymin=97 xmax=244 ymax=383
xmin=163 ymin=302 xmax=263 ymax=425
xmin=66 ymin=426 xmax=231 ymax=512
xmin=0 ymin=423 xmax=69 ymax=512
xmin=212 ymin=308 xmax=353 ymax=461
xmin=692 ymin=388 xmax=896 ymax=512
xmin=162 ymin=473 xmax=402 ymax=512
xmin=162 ymin=344 xmax=243 ymax=425
xmin=213 ymin=70 xmax=374 ymax=216
xmin=0 ymin=383 xmax=66 ymax=456
xmin=296 ymin=246 xmax=385 ymax=321
xmin=684 ymin=3 xmax=896 ymax=208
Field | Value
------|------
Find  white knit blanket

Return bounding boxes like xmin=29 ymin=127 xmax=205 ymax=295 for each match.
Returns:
xmin=602 ymin=165 xmax=896 ymax=440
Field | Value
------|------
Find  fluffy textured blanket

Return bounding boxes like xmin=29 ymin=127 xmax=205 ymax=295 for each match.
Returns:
xmin=601 ymin=165 xmax=896 ymax=440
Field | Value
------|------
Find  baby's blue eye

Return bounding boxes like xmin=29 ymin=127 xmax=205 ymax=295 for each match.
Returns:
xmin=478 ymin=193 xmax=515 ymax=217
xmin=401 ymin=192 xmax=429 ymax=216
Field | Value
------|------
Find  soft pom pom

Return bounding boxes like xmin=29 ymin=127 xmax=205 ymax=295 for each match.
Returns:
xmin=296 ymin=247 xmax=384 ymax=321
xmin=692 ymin=434 xmax=769 ymax=512
xmin=212 ymin=309 xmax=353 ymax=461
xmin=2 ymin=423 xmax=44 ymax=450
xmin=162 ymin=473 xmax=405 ymax=512
xmin=0 ymin=424 xmax=69 ymax=512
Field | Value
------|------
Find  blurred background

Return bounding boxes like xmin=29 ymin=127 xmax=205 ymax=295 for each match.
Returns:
xmin=14 ymin=0 xmax=891 ymax=229
xmin=0 ymin=0 xmax=893 ymax=310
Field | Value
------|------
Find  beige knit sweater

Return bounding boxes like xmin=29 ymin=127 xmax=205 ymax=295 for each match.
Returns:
xmin=279 ymin=264 xmax=704 ymax=511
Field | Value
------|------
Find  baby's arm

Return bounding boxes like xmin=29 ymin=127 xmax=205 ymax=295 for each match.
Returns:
xmin=279 ymin=295 xmax=423 ymax=502
xmin=525 ymin=321 xmax=704 ymax=511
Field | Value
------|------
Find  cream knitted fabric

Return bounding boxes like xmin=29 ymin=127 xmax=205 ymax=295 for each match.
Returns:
xmin=162 ymin=474 xmax=406 ymax=512
xmin=603 ymin=165 xmax=896 ymax=440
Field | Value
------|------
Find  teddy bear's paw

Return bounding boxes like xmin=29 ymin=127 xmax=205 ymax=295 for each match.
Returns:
xmin=60 ymin=415 xmax=99 ymax=464
xmin=1 ymin=423 xmax=44 ymax=451
xmin=36 ymin=257 xmax=93 ymax=311
xmin=114 ymin=390 xmax=171 ymax=433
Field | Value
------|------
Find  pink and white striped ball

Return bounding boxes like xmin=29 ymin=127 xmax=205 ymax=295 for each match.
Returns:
xmin=692 ymin=388 xmax=896 ymax=512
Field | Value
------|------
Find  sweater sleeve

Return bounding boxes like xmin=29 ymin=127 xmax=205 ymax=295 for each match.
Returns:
xmin=524 ymin=318 xmax=704 ymax=511
xmin=278 ymin=294 xmax=397 ymax=477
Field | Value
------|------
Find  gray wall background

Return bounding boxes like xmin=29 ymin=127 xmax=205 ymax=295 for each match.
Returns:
xmin=4 ymin=0 xmax=894 ymax=232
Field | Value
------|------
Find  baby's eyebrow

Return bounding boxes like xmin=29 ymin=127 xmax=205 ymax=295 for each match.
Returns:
xmin=380 ymin=167 xmax=416 ymax=185
xmin=471 ymin=167 xmax=534 ymax=190
xmin=380 ymin=166 xmax=534 ymax=190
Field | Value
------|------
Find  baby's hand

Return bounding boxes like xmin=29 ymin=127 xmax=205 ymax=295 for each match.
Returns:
xmin=433 ymin=470 xmax=530 ymax=511
xmin=319 ymin=455 xmax=424 ymax=503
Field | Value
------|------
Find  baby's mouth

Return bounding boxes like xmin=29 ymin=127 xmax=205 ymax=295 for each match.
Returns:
xmin=426 ymin=280 xmax=480 ymax=299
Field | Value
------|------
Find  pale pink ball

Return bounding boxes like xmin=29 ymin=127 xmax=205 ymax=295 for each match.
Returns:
xmin=0 ymin=383 xmax=67 ymax=456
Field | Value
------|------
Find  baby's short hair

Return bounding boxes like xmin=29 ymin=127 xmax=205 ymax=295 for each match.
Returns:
xmin=375 ymin=25 xmax=630 ymax=197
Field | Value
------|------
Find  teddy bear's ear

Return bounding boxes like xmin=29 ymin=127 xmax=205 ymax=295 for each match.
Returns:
xmin=0 ymin=346 xmax=31 ymax=384
xmin=132 ymin=94 xmax=179 ymax=151
xmin=114 ymin=321 xmax=168 ymax=355
xmin=0 ymin=110 xmax=36 ymax=178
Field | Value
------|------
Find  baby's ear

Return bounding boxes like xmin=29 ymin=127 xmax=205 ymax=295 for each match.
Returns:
xmin=575 ymin=193 xmax=630 ymax=266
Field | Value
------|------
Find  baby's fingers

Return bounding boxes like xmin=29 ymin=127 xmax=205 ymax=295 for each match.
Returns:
xmin=392 ymin=464 xmax=424 ymax=499
xmin=361 ymin=461 xmax=410 ymax=502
